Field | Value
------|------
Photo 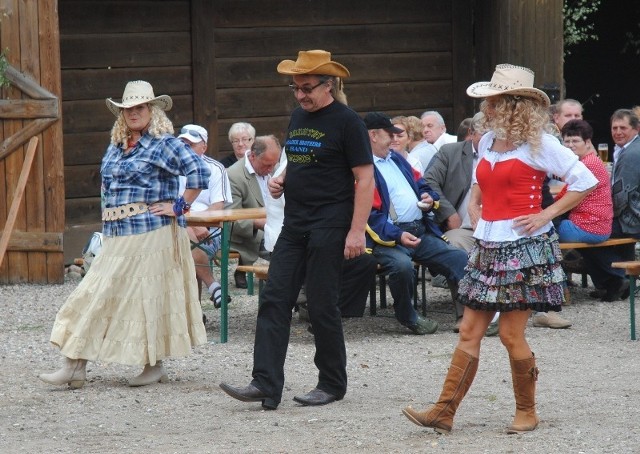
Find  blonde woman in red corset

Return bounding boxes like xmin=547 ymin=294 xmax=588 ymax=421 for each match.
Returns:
xmin=403 ymin=64 xmax=597 ymax=434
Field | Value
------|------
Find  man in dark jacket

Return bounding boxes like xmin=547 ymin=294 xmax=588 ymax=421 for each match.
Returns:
xmin=364 ymin=112 xmax=468 ymax=335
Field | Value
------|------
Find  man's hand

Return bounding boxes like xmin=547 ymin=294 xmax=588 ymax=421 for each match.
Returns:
xmin=268 ymin=175 xmax=285 ymax=199
xmin=417 ymin=194 xmax=434 ymax=210
xmin=446 ymin=213 xmax=462 ymax=230
xmin=192 ymin=226 xmax=211 ymax=241
xmin=344 ymin=229 xmax=366 ymax=259
xmin=399 ymin=231 xmax=421 ymax=249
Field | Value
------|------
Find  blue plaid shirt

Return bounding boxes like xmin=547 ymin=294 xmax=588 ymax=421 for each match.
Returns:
xmin=101 ymin=133 xmax=210 ymax=237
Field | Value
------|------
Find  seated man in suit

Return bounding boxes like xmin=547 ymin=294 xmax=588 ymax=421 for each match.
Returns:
xmin=364 ymin=112 xmax=468 ymax=334
xmin=581 ymin=109 xmax=640 ymax=301
xmin=227 ymin=135 xmax=281 ymax=288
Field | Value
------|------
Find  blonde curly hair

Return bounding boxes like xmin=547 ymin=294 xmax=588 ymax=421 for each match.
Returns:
xmin=109 ymin=104 xmax=174 ymax=145
xmin=480 ymin=95 xmax=548 ymax=154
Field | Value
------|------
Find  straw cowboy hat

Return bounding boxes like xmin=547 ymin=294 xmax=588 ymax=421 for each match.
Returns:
xmin=466 ymin=64 xmax=550 ymax=107
xmin=277 ymin=50 xmax=350 ymax=78
xmin=106 ymin=80 xmax=173 ymax=116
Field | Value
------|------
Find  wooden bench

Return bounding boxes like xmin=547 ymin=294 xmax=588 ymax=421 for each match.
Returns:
xmin=559 ymin=237 xmax=638 ymax=250
xmin=234 ymin=262 xmax=429 ymax=318
xmin=611 ymin=260 xmax=640 ymax=341
xmin=235 ymin=264 xmax=269 ymax=295
xmin=560 ymin=238 xmax=639 ymax=288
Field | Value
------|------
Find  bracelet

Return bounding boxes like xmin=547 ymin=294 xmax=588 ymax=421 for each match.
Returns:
xmin=172 ymin=196 xmax=191 ymax=217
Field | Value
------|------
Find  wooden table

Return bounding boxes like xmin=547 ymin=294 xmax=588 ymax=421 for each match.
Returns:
xmin=186 ymin=207 xmax=266 ymax=343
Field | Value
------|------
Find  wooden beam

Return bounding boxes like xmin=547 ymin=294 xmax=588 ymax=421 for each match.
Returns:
xmin=0 ymin=137 xmax=38 ymax=268
xmin=0 ymin=98 xmax=59 ymax=118
xmin=0 ymin=118 xmax=56 ymax=160
xmin=4 ymin=231 xmax=63 ymax=252
xmin=3 ymin=65 xmax=56 ymax=99
xmin=190 ymin=0 xmax=218 ymax=153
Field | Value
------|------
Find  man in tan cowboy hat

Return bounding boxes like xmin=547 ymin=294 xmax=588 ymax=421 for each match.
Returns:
xmin=220 ymin=50 xmax=374 ymax=409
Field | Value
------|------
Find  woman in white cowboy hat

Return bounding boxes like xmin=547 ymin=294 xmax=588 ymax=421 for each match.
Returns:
xmin=39 ymin=80 xmax=210 ymax=388
xmin=403 ymin=64 xmax=598 ymax=434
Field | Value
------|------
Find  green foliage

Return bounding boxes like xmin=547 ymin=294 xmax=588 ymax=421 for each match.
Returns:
xmin=563 ymin=0 xmax=601 ymax=55
xmin=0 ymin=49 xmax=10 ymax=89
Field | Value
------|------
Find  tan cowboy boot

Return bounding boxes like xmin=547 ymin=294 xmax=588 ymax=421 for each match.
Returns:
xmin=507 ymin=353 xmax=540 ymax=434
xmin=403 ymin=348 xmax=478 ymax=433
xmin=39 ymin=357 xmax=87 ymax=389
xmin=128 ymin=361 xmax=169 ymax=387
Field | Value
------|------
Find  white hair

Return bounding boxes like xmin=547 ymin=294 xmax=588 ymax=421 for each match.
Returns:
xmin=420 ymin=110 xmax=446 ymax=126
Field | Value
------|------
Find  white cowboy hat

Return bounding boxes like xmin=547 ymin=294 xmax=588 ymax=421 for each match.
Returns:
xmin=106 ymin=80 xmax=173 ymax=116
xmin=466 ymin=64 xmax=550 ymax=107
xmin=277 ymin=50 xmax=350 ymax=78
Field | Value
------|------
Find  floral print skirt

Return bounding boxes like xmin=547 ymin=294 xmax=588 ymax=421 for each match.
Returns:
xmin=458 ymin=231 xmax=566 ymax=312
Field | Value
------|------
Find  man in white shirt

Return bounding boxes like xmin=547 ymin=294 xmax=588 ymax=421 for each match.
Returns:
xmin=421 ymin=110 xmax=457 ymax=150
xmin=178 ymin=124 xmax=232 ymax=307
xmin=227 ymin=135 xmax=281 ymax=288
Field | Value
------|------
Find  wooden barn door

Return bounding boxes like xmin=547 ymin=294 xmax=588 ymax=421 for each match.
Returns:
xmin=0 ymin=0 xmax=65 ymax=284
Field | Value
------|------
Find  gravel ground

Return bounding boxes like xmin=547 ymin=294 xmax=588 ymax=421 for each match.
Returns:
xmin=1 ymin=270 xmax=639 ymax=454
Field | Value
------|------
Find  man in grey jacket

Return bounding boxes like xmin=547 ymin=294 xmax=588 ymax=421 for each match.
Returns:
xmin=580 ymin=109 xmax=640 ymax=301
xmin=425 ymin=113 xmax=484 ymax=253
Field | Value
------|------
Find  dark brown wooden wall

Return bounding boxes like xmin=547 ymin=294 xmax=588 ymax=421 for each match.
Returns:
xmin=58 ymin=0 xmax=476 ymax=228
xmin=59 ymin=0 xmax=194 ymax=225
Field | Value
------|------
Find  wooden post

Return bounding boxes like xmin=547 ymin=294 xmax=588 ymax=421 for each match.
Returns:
xmin=0 ymin=136 xmax=38 ymax=268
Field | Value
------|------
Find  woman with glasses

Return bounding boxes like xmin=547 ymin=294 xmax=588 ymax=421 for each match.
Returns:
xmin=220 ymin=122 xmax=256 ymax=168
xmin=38 ymin=81 xmax=210 ymax=389
xmin=556 ymin=119 xmax=612 ymax=244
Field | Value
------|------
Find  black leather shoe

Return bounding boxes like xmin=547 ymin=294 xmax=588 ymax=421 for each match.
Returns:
xmin=219 ymin=382 xmax=277 ymax=410
xmin=234 ymin=271 xmax=248 ymax=289
xmin=589 ymin=289 xmax=606 ymax=299
xmin=293 ymin=388 xmax=342 ymax=406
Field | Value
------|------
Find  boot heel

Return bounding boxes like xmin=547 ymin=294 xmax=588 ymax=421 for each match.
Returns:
xmin=69 ymin=380 xmax=85 ymax=389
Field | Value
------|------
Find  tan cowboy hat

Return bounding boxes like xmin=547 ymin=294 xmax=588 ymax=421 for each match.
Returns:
xmin=106 ymin=80 xmax=173 ymax=116
xmin=277 ymin=50 xmax=350 ymax=78
xmin=466 ymin=64 xmax=550 ymax=107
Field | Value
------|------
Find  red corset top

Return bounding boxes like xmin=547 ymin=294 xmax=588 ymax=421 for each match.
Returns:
xmin=477 ymin=158 xmax=546 ymax=221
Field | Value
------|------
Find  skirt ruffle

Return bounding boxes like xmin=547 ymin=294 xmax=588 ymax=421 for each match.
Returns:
xmin=50 ymin=224 xmax=207 ymax=366
xmin=458 ymin=231 xmax=566 ymax=312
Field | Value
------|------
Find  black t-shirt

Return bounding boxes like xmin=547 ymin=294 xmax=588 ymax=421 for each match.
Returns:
xmin=283 ymin=101 xmax=372 ymax=231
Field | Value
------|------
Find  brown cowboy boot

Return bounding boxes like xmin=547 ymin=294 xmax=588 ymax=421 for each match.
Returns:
xmin=403 ymin=348 xmax=478 ymax=434
xmin=507 ymin=353 xmax=540 ymax=434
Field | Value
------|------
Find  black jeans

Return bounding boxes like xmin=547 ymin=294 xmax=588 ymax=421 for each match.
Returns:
xmin=251 ymin=225 xmax=348 ymax=406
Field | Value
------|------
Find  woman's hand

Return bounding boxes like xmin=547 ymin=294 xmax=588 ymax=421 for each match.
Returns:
xmin=512 ymin=212 xmax=552 ymax=236
xmin=149 ymin=202 xmax=175 ymax=217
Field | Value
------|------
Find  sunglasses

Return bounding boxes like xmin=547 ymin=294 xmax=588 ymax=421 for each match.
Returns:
xmin=181 ymin=127 xmax=204 ymax=141
xmin=288 ymin=81 xmax=326 ymax=95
